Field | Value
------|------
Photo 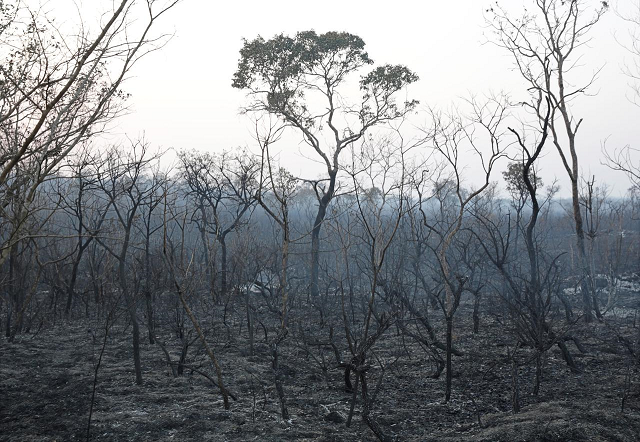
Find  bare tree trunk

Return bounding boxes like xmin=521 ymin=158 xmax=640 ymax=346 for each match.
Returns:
xmin=558 ymin=289 xmax=574 ymax=322
xmin=5 ymin=307 xmax=11 ymax=339
xmin=120 ymin=256 xmax=143 ymax=385
xmin=65 ymin=259 xmax=81 ymax=316
xmin=533 ymin=351 xmax=542 ymax=396
xmin=445 ymin=316 xmax=453 ymax=402
xmin=220 ymin=236 xmax=228 ymax=301
xmin=473 ymin=294 xmax=481 ymax=334
xmin=145 ymin=237 xmax=155 ymax=345
xmin=7 ymin=245 xmax=18 ymax=338
xmin=246 ymin=290 xmax=254 ymax=357
xmin=10 ymin=269 xmax=40 ymax=342
xmin=145 ymin=292 xmax=155 ymax=345
xmin=310 ymin=199 xmax=328 ymax=298
xmin=198 ymin=205 xmax=212 ymax=294
xmin=310 ymin=169 xmax=338 ymax=298
xmin=271 ymin=334 xmax=289 ymax=420
xmin=511 ymin=356 xmax=520 ymax=413
xmin=571 ymin=178 xmax=594 ymax=323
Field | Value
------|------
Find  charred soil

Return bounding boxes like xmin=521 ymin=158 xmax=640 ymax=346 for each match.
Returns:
xmin=1 ymin=296 xmax=640 ymax=441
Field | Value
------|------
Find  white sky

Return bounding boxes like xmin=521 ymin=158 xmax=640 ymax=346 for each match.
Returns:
xmin=46 ymin=0 xmax=640 ymax=196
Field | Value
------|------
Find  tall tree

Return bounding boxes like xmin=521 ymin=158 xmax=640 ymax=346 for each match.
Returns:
xmin=233 ymin=31 xmax=418 ymax=297
xmin=488 ymin=0 xmax=608 ymax=322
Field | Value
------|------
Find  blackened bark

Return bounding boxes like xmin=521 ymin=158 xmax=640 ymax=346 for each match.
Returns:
xmin=445 ymin=316 xmax=453 ymax=402
xmin=310 ymin=199 xmax=328 ymax=298
xmin=220 ymin=236 xmax=228 ymax=301
xmin=473 ymin=294 xmax=481 ymax=334
xmin=310 ymin=171 xmax=336 ymax=298
xmin=511 ymin=357 xmax=520 ymax=413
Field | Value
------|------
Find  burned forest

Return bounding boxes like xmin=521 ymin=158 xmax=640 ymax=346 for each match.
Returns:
xmin=2 ymin=0 xmax=640 ymax=441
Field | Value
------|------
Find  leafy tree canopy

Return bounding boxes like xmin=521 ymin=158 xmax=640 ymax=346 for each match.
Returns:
xmin=232 ymin=30 xmax=418 ymax=131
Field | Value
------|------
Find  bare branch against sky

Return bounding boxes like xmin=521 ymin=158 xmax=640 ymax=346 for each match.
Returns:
xmin=43 ymin=0 xmax=640 ymax=195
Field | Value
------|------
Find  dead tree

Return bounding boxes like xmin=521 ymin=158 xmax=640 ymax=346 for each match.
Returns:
xmin=420 ymin=94 xmax=510 ymax=402
xmin=475 ymin=98 xmax=584 ymax=398
xmin=488 ymin=0 xmax=609 ymax=322
xmin=57 ymin=149 xmax=111 ymax=317
xmin=178 ymin=149 xmax=258 ymax=301
xmin=253 ymin=119 xmax=304 ymax=420
xmin=90 ymin=140 xmax=163 ymax=385
xmin=0 ymin=0 xmax=183 ymax=268
xmin=339 ymin=134 xmax=412 ymax=441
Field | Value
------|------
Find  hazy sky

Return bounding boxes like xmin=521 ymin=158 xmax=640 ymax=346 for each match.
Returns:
xmin=54 ymin=0 xmax=640 ymax=196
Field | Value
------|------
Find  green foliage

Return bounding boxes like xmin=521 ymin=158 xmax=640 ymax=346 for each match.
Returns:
xmin=232 ymin=31 xmax=371 ymax=92
xmin=360 ymin=64 xmax=418 ymax=94
xmin=232 ymin=30 xmax=418 ymax=130
xmin=360 ymin=64 xmax=419 ymax=120
xmin=232 ymin=34 xmax=303 ymax=91
xmin=502 ymin=162 xmax=543 ymax=200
